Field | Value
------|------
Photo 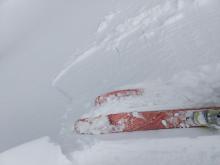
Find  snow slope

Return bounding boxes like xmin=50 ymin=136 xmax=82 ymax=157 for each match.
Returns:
xmin=54 ymin=0 xmax=220 ymax=164
xmin=0 ymin=0 xmax=116 ymax=152
xmin=1 ymin=132 xmax=220 ymax=165
xmin=1 ymin=0 xmax=220 ymax=164
xmin=0 ymin=137 xmax=71 ymax=165
xmin=54 ymin=0 xmax=220 ymax=117
xmin=72 ymin=134 xmax=220 ymax=165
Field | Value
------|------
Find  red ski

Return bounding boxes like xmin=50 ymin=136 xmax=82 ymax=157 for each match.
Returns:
xmin=74 ymin=89 xmax=220 ymax=134
xmin=95 ymin=88 xmax=144 ymax=106
xmin=74 ymin=107 xmax=220 ymax=134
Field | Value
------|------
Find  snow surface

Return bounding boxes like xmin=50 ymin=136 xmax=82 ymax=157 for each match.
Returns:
xmin=56 ymin=0 xmax=220 ymax=164
xmin=1 ymin=0 xmax=220 ymax=164
xmin=53 ymin=0 xmax=220 ymax=118
xmin=0 ymin=0 xmax=116 ymax=152
xmin=0 ymin=137 xmax=71 ymax=165
xmin=71 ymin=134 xmax=220 ymax=165
xmin=1 ymin=133 xmax=220 ymax=165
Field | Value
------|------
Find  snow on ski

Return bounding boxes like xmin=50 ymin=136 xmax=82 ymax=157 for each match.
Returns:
xmin=74 ymin=88 xmax=220 ymax=134
xmin=74 ymin=107 xmax=220 ymax=134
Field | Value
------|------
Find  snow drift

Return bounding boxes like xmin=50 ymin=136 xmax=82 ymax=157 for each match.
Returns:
xmin=0 ymin=137 xmax=71 ymax=165
xmin=1 ymin=0 xmax=220 ymax=165
xmin=54 ymin=0 xmax=220 ymax=164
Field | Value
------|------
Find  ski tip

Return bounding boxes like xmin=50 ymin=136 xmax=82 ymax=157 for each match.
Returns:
xmin=74 ymin=116 xmax=114 ymax=135
xmin=95 ymin=88 xmax=144 ymax=106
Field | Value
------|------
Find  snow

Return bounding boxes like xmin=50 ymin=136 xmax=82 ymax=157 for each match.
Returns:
xmin=53 ymin=0 xmax=220 ymax=112
xmin=1 ymin=0 xmax=220 ymax=164
xmin=56 ymin=0 xmax=220 ymax=163
xmin=0 ymin=0 xmax=115 ymax=152
xmin=0 ymin=137 xmax=71 ymax=165
xmin=1 ymin=131 xmax=220 ymax=165
xmin=97 ymin=12 xmax=119 ymax=33
xmin=71 ymin=134 xmax=220 ymax=165
xmin=74 ymin=115 xmax=117 ymax=135
xmin=82 ymin=64 xmax=220 ymax=117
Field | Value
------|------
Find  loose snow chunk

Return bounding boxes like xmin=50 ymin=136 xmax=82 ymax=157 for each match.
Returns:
xmin=132 ymin=112 xmax=145 ymax=120
xmin=0 ymin=137 xmax=71 ymax=165
xmin=75 ymin=116 xmax=114 ymax=134
xmin=161 ymin=120 xmax=168 ymax=128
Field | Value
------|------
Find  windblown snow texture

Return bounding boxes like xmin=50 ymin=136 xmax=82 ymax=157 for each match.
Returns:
xmin=56 ymin=0 xmax=220 ymax=164
xmin=53 ymin=0 xmax=220 ymax=164
xmin=54 ymin=0 xmax=220 ymax=117
xmin=1 ymin=0 xmax=220 ymax=165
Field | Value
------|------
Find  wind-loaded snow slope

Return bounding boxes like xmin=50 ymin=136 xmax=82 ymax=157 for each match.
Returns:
xmin=1 ymin=0 xmax=220 ymax=165
xmin=53 ymin=0 xmax=220 ymax=164
xmin=52 ymin=0 xmax=220 ymax=164
xmin=53 ymin=0 xmax=220 ymax=117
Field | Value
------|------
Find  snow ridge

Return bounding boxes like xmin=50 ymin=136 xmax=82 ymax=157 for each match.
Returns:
xmin=52 ymin=0 xmax=206 ymax=87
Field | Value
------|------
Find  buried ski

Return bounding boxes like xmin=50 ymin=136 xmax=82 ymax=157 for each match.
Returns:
xmin=94 ymin=88 xmax=144 ymax=106
xmin=74 ymin=107 xmax=220 ymax=134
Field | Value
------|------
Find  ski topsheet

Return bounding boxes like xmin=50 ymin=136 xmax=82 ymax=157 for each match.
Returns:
xmin=74 ymin=107 xmax=220 ymax=134
xmin=95 ymin=88 xmax=144 ymax=106
xmin=74 ymin=89 xmax=220 ymax=134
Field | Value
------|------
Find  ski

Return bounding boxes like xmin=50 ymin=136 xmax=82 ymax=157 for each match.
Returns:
xmin=95 ymin=88 xmax=144 ymax=106
xmin=74 ymin=107 xmax=220 ymax=134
